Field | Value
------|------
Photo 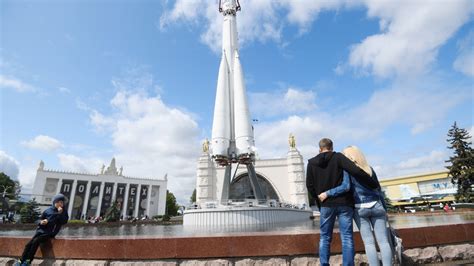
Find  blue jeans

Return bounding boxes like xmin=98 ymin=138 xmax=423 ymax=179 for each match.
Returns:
xmin=354 ymin=201 xmax=393 ymax=266
xmin=319 ymin=206 xmax=355 ymax=266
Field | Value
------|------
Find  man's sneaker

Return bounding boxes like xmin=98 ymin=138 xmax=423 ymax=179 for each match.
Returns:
xmin=21 ymin=259 xmax=30 ymax=266
xmin=14 ymin=260 xmax=23 ymax=266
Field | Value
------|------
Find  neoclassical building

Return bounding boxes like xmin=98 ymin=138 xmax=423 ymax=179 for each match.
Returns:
xmin=32 ymin=158 xmax=167 ymax=220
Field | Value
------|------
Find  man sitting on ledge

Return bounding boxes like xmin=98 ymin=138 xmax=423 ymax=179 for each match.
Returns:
xmin=17 ymin=194 xmax=69 ymax=266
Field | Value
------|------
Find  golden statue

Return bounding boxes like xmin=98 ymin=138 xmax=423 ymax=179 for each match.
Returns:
xmin=202 ymin=138 xmax=210 ymax=153
xmin=289 ymin=133 xmax=296 ymax=148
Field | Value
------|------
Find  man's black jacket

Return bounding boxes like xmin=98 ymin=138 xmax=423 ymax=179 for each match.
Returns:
xmin=306 ymin=151 xmax=379 ymax=208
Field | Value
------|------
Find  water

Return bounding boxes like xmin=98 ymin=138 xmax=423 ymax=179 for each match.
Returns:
xmin=1 ymin=213 xmax=472 ymax=238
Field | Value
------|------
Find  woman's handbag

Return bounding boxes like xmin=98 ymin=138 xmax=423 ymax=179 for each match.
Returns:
xmin=387 ymin=222 xmax=404 ymax=264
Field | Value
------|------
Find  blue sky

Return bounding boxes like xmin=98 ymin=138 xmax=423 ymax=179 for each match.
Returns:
xmin=1 ymin=0 xmax=473 ymax=204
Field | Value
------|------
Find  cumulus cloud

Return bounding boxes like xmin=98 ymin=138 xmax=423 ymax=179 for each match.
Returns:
xmin=0 ymin=151 xmax=20 ymax=181
xmin=453 ymin=30 xmax=474 ymax=77
xmin=397 ymin=150 xmax=447 ymax=170
xmin=58 ymin=154 xmax=104 ymax=174
xmin=83 ymin=71 xmax=201 ymax=204
xmin=349 ymin=0 xmax=473 ymax=78
xmin=58 ymin=87 xmax=71 ymax=93
xmin=21 ymin=135 xmax=63 ymax=152
xmin=0 ymin=75 xmax=36 ymax=93
xmin=249 ymin=87 xmax=316 ymax=118
xmin=253 ymin=79 xmax=470 ymax=173
xmin=161 ymin=0 xmax=472 ymax=78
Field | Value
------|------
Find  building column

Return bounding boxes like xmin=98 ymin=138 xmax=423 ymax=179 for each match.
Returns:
xmin=95 ymin=181 xmax=105 ymax=217
xmin=111 ymin=183 xmax=117 ymax=202
xmin=159 ymin=185 xmax=167 ymax=215
xmin=122 ymin=183 xmax=130 ymax=219
xmin=134 ymin=184 xmax=141 ymax=218
xmin=81 ymin=181 xmax=91 ymax=220
xmin=67 ymin=180 xmax=77 ymax=217
xmin=56 ymin=179 xmax=63 ymax=195
xmin=146 ymin=184 xmax=152 ymax=217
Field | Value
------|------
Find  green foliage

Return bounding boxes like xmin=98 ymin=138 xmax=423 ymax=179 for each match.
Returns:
xmin=0 ymin=172 xmax=20 ymax=200
xmin=446 ymin=122 xmax=474 ymax=203
xmin=166 ymin=190 xmax=179 ymax=216
xmin=162 ymin=214 xmax=171 ymax=221
xmin=381 ymin=190 xmax=396 ymax=213
xmin=104 ymin=201 xmax=121 ymax=222
xmin=20 ymin=198 xmax=41 ymax=223
xmin=68 ymin=219 xmax=86 ymax=224
xmin=190 ymin=188 xmax=196 ymax=204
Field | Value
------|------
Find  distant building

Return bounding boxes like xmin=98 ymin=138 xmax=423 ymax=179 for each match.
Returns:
xmin=380 ymin=170 xmax=456 ymax=206
xmin=32 ymin=158 xmax=167 ymax=219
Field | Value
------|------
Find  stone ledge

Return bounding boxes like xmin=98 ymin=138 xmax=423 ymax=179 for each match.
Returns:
xmin=2 ymin=244 xmax=474 ymax=265
xmin=1 ymin=223 xmax=472 ymax=260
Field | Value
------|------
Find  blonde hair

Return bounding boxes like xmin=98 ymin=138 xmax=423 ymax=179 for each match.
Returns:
xmin=342 ymin=146 xmax=372 ymax=176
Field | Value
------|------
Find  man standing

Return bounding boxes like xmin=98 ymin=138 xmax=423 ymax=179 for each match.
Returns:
xmin=306 ymin=138 xmax=379 ymax=266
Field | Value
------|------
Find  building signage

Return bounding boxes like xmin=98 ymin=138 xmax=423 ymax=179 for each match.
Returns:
xmin=72 ymin=180 xmax=88 ymax=219
xmin=59 ymin=179 xmax=74 ymax=210
xmin=86 ymin=182 xmax=101 ymax=217
xmin=100 ymin=182 xmax=115 ymax=216
xmin=138 ymin=185 xmax=148 ymax=216
xmin=127 ymin=184 xmax=138 ymax=216
xmin=115 ymin=183 xmax=127 ymax=212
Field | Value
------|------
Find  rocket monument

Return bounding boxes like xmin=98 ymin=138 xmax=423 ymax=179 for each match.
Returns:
xmin=211 ymin=0 xmax=265 ymax=201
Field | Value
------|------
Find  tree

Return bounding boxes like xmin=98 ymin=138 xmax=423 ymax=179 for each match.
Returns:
xmin=0 ymin=172 xmax=20 ymax=200
xmin=190 ymin=188 xmax=196 ymax=204
xmin=166 ymin=190 xmax=179 ymax=216
xmin=104 ymin=201 xmax=121 ymax=222
xmin=446 ymin=122 xmax=474 ymax=202
xmin=381 ymin=190 xmax=396 ymax=213
xmin=20 ymin=198 xmax=41 ymax=223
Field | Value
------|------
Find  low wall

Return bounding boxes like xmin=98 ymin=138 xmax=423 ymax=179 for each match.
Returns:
xmin=1 ymin=223 xmax=472 ymax=261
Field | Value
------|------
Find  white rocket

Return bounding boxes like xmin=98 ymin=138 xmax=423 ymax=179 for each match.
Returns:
xmin=211 ymin=0 xmax=255 ymax=166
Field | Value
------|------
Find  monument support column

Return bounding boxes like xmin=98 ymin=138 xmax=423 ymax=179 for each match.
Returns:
xmin=96 ymin=181 xmax=105 ymax=217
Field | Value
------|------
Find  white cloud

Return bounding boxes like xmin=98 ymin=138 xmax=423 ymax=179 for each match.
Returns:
xmin=249 ymin=87 xmax=316 ymax=118
xmin=21 ymin=135 xmax=63 ymax=152
xmin=0 ymin=75 xmax=36 ymax=92
xmin=349 ymin=0 xmax=473 ymax=78
xmin=453 ymin=30 xmax=474 ymax=77
xmin=83 ymin=71 xmax=201 ymax=204
xmin=0 ymin=151 xmax=20 ymax=181
xmin=397 ymin=150 xmax=447 ymax=170
xmin=253 ymin=80 xmax=469 ymax=174
xmin=161 ymin=0 xmax=473 ymax=79
xmin=58 ymin=87 xmax=71 ymax=93
xmin=58 ymin=153 xmax=103 ymax=174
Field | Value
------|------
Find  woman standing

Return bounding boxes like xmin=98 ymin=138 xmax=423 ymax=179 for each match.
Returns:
xmin=318 ymin=146 xmax=393 ymax=266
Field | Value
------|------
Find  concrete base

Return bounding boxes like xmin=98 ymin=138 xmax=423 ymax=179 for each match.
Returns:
xmin=183 ymin=206 xmax=312 ymax=226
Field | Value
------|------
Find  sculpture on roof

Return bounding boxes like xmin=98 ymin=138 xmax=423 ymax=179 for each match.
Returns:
xmin=289 ymin=133 xmax=296 ymax=149
xmin=104 ymin=158 xmax=118 ymax=175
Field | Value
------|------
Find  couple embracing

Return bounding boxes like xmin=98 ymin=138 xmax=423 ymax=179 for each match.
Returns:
xmin=306 ymin=138 xmax=392 ymax=266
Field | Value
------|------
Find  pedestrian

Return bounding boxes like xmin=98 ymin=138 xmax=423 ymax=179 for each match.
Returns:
xmin=318 ymin=146 xmax=393 ymax=266
xmin=306 ymin=138 xmax=379 ymax=266
xmin=16 ymin=194 xmax=69 ymax=266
